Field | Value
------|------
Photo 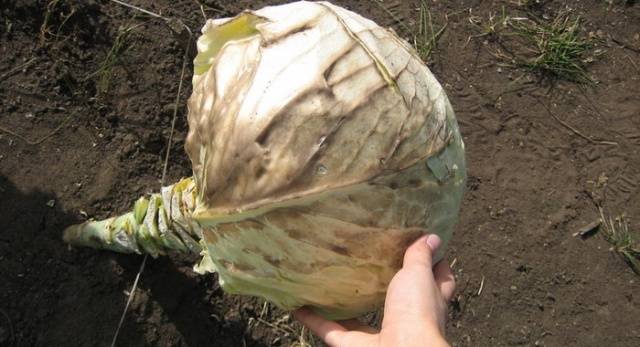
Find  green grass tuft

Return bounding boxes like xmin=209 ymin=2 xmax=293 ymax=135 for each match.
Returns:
xmin=511 ymin=13 xmax=595 ymax=83
xmin=413 ymin=0 xmax=447 ymax=61
xmin=374 ymin=0 xmax=446 ymax=62
xmin=469 ymin=8 xmax=598 ymax=84
xmin=86 ymin=24 xmax=139 ymax=95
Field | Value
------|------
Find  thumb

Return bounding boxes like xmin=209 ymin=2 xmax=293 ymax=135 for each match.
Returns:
xmin=382 ymin=233 xmax=444 ymax=328
xmin=403 ymin=234 xmax=441 ymax=270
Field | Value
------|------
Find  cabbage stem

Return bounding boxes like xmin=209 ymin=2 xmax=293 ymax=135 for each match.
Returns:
xmin=63 ymin=178 xmax=203 ymax=257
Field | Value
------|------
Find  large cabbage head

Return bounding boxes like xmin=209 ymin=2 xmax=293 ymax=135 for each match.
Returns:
xmin=185 ymin=1 xmax=466 ymax=319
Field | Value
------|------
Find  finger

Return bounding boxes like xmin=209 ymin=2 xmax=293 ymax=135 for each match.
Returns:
xmin=434 ymin=260 xmax=456 ymax=301
xmin=403 ymin=234 xmax=441 ymax=270
xmin=292 ymin=308 xmax=347 ymax=346
xmin=337 ymin=319 xmax=379 ymax=334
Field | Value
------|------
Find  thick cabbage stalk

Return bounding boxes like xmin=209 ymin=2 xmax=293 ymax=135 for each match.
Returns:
xmin=64 ymin=1 xmax=466 ymax=320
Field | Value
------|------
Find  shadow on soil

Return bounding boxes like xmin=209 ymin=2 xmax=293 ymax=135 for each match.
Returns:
xmin=0 ymin=174 xmax=267 ymax=346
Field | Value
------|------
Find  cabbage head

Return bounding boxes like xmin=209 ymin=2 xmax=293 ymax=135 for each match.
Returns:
xmin=64 ymin=1 xmax=466 ymax=320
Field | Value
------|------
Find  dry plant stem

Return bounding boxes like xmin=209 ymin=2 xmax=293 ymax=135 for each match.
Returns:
xmin=108 ymin=47 xmax=192 ymax=347
xmin=612 ymin=37 xmax=640 ymax=54
xmin=111 ymin=0 xmax=164 ymax=19
xmin=54 ymin=8 xmax=76 ymax=38
xmin=255 ymin=317 xmax=296 ymax=336
xmin=477 ymin=275 xmax=485 ymax=296
xmin=111 ymin=0 xmax=193 ymax=35
xmin=625 ymin=54 xmax=639 ymax=72
xmin=38 ymin=0 xmax=75 ymax=44
xmin=0 ymin=57 xmax=37 ymax=80
xmin=110 ymin=255 xmax=147 ymax=347
xmin=0 ymin=114 xmax=73 ymax=146
xmin=39 ymin=0 xmax=61 ymax=45
xmin=100 ymin=2 xmax=194 ymax=346
xmin=162 ymin=35 xmax=192 ymax=183
xmin=577 ymin=86 xmax=606 ymax=119
xmin=538 ymin=101 xmax=618 ymax=146
xmin=196 ymin=2 xmax=207 ymax=21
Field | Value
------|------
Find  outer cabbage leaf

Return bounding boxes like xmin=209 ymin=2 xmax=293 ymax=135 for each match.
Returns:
xmin=186 ymin=1 xmax=467 ymax=319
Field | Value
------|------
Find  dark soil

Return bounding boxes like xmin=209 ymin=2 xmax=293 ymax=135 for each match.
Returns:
xmin=1 ymin=0 xmax=639 ymax=346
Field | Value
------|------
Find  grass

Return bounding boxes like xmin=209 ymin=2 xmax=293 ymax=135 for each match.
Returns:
xmin=511 ymin=13 xmax=595 ymax=83
xmin=374 ymin=0 xmax=447 ymax=62
xmin=414 ymin=0 xmax=448 ymax=61
xmin=468 ymin=6 xmax=513 ymax=39
xmin=85 ymin=24 xmax=140 ymax=95
xmin=469 ymin=7 xmax=596 ymax=84
xmin=599 ymin=207 xmax=640 ymax=275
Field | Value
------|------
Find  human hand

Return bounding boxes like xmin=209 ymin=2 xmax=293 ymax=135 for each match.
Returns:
xmin=293 ymin=234 xmax=455 ymax=347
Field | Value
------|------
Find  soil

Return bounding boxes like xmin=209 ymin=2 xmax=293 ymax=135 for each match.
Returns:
xmin=1 ymin=0 xmax=639 ymax=346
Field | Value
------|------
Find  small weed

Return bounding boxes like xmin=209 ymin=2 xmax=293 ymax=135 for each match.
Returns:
xmin=40 ymin=0 xmax=63 ymax=44
xmin=85 ymin=24 xmax=140 ymax=95
xmin=414 ymin=0 xmax=448 ymax=61
xmin=374 ymin=0 xmax=446 ymax=62
xmin=599 ymin=207 xmax=640 ymax=275
xmin=511 ymin=13 xmax=595 ymax=83
xmin=468 ymin=6 xmax=513 ymax=39
xmin=39 ymin=0 xmax=76 ymax=45
xmin=470 ymin=8 xmax=598 ymax=84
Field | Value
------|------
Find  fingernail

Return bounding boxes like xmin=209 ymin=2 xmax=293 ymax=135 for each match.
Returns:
xmin=426 ymin=234 xmax=441 ymax=252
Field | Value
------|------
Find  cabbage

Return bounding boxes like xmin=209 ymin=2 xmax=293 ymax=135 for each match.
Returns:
xmin=64 ymin=1 xmax=466 ymax=320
